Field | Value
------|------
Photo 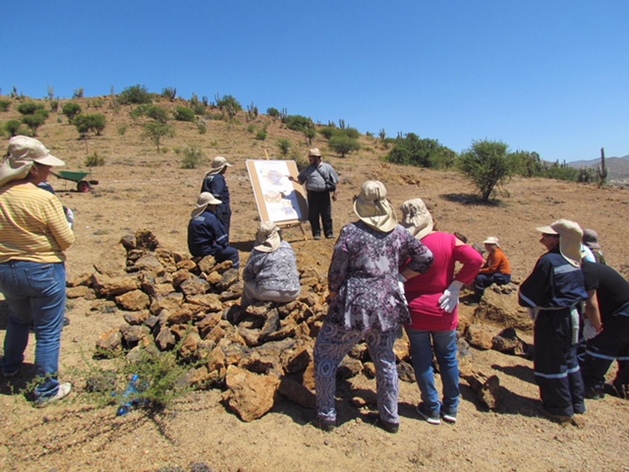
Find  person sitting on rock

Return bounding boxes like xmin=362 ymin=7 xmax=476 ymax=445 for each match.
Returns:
xmin=187 ymin=192 xmax=239 ymax=268
xmin=241 ymin=221 xmax=301 ymax=308
xmin=471 ymin=236 xmax=511 ymax=304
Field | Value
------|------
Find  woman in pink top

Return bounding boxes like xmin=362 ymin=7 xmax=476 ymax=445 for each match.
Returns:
xmin=400 ymin=199 xmax=484 ymax=425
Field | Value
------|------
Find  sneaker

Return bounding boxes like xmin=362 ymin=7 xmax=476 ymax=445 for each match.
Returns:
xmin=313 ymin=235 xmax=322 ymax=241
xmin=325 ymin=234 xmax=334 ymax=239
xmin=316 ymin=416 xmax=336 ymax=432
xmin=441 ymin=410 xmax=457 ymax=424
xmin=34 ymin=382 xmax=72 ymax=408
xmin=416 ymin=403 xmax=441 ymax=425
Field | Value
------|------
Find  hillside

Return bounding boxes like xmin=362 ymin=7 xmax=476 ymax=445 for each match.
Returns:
xmin=568 ymin=154 xmax=629 ymax=181
xmin=1 ymin=96 xmax=629 ymax=472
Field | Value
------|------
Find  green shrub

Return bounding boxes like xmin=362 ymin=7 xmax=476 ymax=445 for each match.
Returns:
xmin=196 ymin=120 xmax=207 ymax=135
xmin=145 ymin=105 xmax=169 ymax=123
xmin=215 ymin=94 xmax=242 ymax=119
xmin=173 ymin=106 xmax=195 ymax=122
xmin=119 ymin=84 xmax=152 ymax=105
xmin=85 ymin=151 xmax=105 ymax=167
xmin=4 ymin=119 xmax=23 ymax=136
xmin=283 ymin=114 xmax=313 ymax=133
xmin=21 ymin=110 xmax=48 ymax=135
xmin=458 ymin=139 xmax=513 ymax=201
xmin=256 ymin=128 xmax=268 ymax=140
xmin=17 ymin=102 xmax=45 ymax=115
xmin=386 ymin=133 xmax=454 ymax=169
xmin=74 ymin=113 xmax=106 ymax=136
xmin=267 ymin=107 xmax=280 ymax=118
xmin=329 ymin=134 xmax=360 ymax=158
xmin=62 ymin=102 xmax=82 ymax=123
xmin=143 ymin=121 xmax=174 ymax=152
xmin=162 ymin=87 xmax=177 ymax=101
xmin=181 ymin=145 xmax=204 ymax=169
xmin=278 ymin=138 xmax=292 ymax=157
xmin=0 ymin=99 xmax=11 ymax=112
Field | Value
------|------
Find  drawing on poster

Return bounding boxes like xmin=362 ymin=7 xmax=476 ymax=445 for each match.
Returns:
xmin=246 ymin=159 xmax=307 ymax=224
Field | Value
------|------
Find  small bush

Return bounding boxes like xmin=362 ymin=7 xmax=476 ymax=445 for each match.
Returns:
xmin=181 ymin=145 xmax=204 ymax=169
xmin=329 ymin=134 xmax=360 ymax=158
xmin=62 ymin=102 xmax=82 ymax=123
xmin=18 ymin=102 xmax=45 ymax=115
xmin=118 ymin=124 xmax=127 ymax=135
xmin=74 ymin=113 xmax=106 ymax=136
xmin=21 ymin=110 xmax=48 ymax=135
xmin=4 ymin=119 xmax=22 ymax=136
xmin=119 ymin=84 xmax=152 ymax=105
xmin=162 ymin=87 xmax=177 ymax=101
xmin=196 ymin=120 xmax=207 ymax=135
xmin=85 ymin=151 xmax=105 ymax=167
xmin=278 ymin=138 xmax=292 ymax=157
xmin=0 ymin=99 xmax=11 ymax=112
xmin=173 ymin=107 xmax=195 ymax=122
xmin=256 ymin=128 xmax=268 ymax=140
xmin=267 ymin=107 xmax=280 ymax=118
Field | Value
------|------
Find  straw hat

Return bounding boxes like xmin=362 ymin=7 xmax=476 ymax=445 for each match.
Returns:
xmin=401 ymin=198 xmax=434 ymax=240
xmin=536 ymin=219 xmax=583 ymax=267
xmin=0 ymin=136 xmax=65 ymax=187
xmin=205 ymin=156 xmax=232 ymax=176
xmin=483 ymin=236 xmax=500 ymax=247
xmin=254 ymin=221 xmax=281 ymax=253
xmin=353 ymin=180 xmax=398 ymax=233
xmin=308 ymin=148 xmax=322 ymax=157
xmin=191 ymin=192 xmax=222 ymax=218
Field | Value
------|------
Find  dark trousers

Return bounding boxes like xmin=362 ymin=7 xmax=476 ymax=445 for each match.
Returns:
xmin=580 ymin=312 xmax=629 ymax=392
xmin=307 ymin=190 xmax=333 ymax=237
xmin=534 ymin=309 xmax=585 ymax=416
xmin=474 ymin=273 xmax=511 ymax=299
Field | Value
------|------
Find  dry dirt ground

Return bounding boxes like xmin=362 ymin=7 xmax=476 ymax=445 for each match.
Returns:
xmin=1 ymin=99 xmax=629 ymax=471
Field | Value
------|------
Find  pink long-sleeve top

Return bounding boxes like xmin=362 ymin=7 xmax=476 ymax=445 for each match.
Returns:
xmin=404 ymin=232 xmax=484 ymax=331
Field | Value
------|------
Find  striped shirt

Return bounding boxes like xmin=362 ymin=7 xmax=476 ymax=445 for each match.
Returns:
xmin=0 ymin=181 xmax=74 ymax=263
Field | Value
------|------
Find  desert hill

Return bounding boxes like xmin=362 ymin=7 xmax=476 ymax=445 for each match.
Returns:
xmin=1 ymin=95 xmax=629 ymax=472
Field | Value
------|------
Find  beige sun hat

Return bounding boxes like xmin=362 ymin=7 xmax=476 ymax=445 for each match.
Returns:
xmin=401 ymin=198 xmax=434 ymax=240
xmin=0 ymin=136 xmax=65 ymax=187
xmin=308 ymin=148 xmax=322 ymax=157
xmin=483 ymin=236 xmax=500 ymax=247
xmin=254 ymin=221 xmax=281 ymax=253
xmin=353 ymin=180 xmax=398 ymax=233
xmin=205 ymin=156 xmax=232 ymax=176
xmin=191 ymin=192 xmax=222 ymax=218
xmin=536 ymin=219 xmax=583 ymax=267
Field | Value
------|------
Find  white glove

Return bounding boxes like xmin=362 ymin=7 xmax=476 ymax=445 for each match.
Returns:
xmin=439 ymin=280 xmax=463 ymax=313
xmin=583 ymin=319 xmax=598 ymax=340
xmin=397 ymin=273 xmax=408 ymax=306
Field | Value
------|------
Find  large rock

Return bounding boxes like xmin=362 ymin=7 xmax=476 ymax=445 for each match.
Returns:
xmin=474 ymin=289 xmax=534 ymax=331
xmin=115 ymin=289 xmax=150 ymax=311
xmin=224 ymin=366 xmax=280 ymax=422
xmin=92 ymin=273 xmax=140 ymax=298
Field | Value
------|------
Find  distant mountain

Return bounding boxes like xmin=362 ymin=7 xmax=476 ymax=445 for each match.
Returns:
xmin=568 ymin=154 xmax=629 ymax=180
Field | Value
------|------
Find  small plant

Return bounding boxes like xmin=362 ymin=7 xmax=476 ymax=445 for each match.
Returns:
xmin=50 ymin=100 xmax=59 ymax=112
xmin=162 ymin=86 xmax=177 ymax=101
xmin=62 ymin=102 xmax=82 ymax=123
xmin=143 ymin=121 xmax=174 ymax=152
xmin=118 ymin=124 xmax=127 ymax=135
xmin=85 ymin=151 xmax=105 ymax=167
xmin=181 ymin=145 xmax=204 ymax=169
xmin=247 ymin=124 xmax=256 ymax=134
xmin=277 ymin=138 xmax=292 ymax=157
xmin=255 ymin=128 xmax=268 ymax=140
xmin=173 ymin=106 xmax=195 ymax=122
xmin=74 ymin=113 xmax=106 ymax=136
xmin=4 ymin=119 xmax=22 ymax=136
xmin=267 ymin=107 xmax=280 ymax=119
xmin=119 ymin=84 xmax=152 ymax=105
xmin=196 ymin=119 xmax=207 ymax=135
xmin=0 ymin=99 xmax=11 ymax=112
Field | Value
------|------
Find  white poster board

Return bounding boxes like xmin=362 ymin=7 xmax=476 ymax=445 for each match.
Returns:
xmin=246 ymin=159 xmax=308 ymax=225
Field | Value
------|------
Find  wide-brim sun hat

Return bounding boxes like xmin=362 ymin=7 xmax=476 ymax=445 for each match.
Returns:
xmin=353 ymin=180 xmax=398 ymax=233
xmin=1 ymin=136 xmax=65 ymax=187
xmin=206 ymin=156 xmax=232 ymax=176
xmin=308 ymin=148 xmax=322 ymax=157
xmin=191 ymin=192 xmax=222 ymax=218
xmin=536 ymin=219 xmax=583 ymax=267
xmin=401 ymin=198 xmax=433 ymax=240
xmin=254 ymin=221 xmax=281 ymax=253
xmin=483 ymin=236 xmax=500 ymax=247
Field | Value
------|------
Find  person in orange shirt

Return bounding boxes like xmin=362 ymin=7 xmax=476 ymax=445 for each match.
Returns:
xmin=471 ymin=236 xmax=512 ymax=304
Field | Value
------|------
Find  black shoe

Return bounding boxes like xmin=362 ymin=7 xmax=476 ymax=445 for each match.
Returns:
xmin=584 ymin=385 xmax=604 ymax=400
xmin=316 ymin=417 xmax=336 ymax=432
xmin=376 ymin=418 xmax=399 ymax=434
xmin=313 ymin=234 xmax=321 ymax=241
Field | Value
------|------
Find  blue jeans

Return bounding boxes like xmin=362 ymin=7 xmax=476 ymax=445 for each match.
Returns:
xmin=406 ymin=328 xmax=460 ymax=416
xmin=0 ymin=261 xmax=67 ymax=399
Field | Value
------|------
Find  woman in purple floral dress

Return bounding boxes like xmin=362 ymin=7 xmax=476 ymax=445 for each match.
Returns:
xmin=314 ymin=181 xmax=433 ymax=433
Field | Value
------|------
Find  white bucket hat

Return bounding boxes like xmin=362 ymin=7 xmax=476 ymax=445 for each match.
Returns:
xmin=401 ymin=198 xmax=434 ymax=240
xmin=536 ymin=219 xmax=583 ymax=267
xmin=191 ymin=192 xmax=222 ymax=218
xmin=483 ymin=236 xmax=500 ymax=247
xmin=1 ymin=136 xmax=65 ymax=187
xmin=353 ymin=180 xmax=398 ymax=233
xmin=205 ymin=156 xmax=232 ymax=176
xmin=254 ymin=221 xmax=281 ymax=253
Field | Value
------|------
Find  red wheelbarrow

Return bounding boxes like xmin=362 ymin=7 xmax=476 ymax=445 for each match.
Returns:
xmin=51 ymin=170 xmax=99 ymax=193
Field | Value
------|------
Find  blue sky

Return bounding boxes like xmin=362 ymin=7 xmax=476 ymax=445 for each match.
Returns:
xmin=2 ymin=1 xmax=627 ymax=162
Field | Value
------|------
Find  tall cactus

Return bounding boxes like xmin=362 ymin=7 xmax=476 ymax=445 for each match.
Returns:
xmin=597 ymin=147 xmax=607 ymax=185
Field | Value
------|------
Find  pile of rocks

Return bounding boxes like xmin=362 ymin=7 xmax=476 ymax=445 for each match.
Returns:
xmin=68 ymin=229 xmax=534 ymax=420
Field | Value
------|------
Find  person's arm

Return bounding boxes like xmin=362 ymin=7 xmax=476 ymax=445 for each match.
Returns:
xmin=452 ymin=242 xmax=485 ymax=285
xmin=518 ymin=258 xmax=549 ymax=308
xmin=584 ymin=289 xmax=603 ymax=333
xmin=45 ymin=197 xmax=75 ymax=251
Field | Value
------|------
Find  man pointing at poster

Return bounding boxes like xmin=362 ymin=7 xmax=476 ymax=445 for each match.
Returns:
xmin=291 ymin=148 xmax=339 ymax=240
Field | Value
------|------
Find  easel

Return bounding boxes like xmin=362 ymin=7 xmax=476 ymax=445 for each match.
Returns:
xmin=247 ymin=153 xmax=309 ymax=241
